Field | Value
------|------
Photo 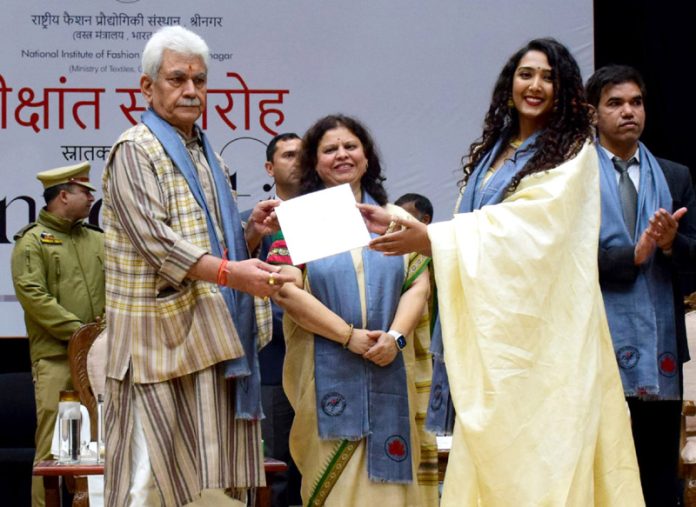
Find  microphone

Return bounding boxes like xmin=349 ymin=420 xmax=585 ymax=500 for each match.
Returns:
xmin=263 ymin=182 xmax=275 ymax=192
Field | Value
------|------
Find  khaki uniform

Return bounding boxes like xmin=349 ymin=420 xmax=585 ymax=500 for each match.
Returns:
xmin=11 ymin=208 xmax=104 ymax=506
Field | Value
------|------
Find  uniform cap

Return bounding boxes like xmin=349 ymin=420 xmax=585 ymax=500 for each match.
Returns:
xmin=36 ymin=162 xmax=96 ymax=191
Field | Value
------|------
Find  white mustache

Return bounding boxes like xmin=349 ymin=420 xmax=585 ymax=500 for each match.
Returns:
xmin=178 ymin=98 xmax=201 ymax=106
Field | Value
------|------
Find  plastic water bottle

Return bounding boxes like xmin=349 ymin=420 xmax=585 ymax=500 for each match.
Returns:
xmin=58 ymin=390 xmax=81 ymax=464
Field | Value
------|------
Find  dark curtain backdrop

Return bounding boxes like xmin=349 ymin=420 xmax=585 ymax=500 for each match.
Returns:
xmin=594 ymin=0 xmax=696 ymax=180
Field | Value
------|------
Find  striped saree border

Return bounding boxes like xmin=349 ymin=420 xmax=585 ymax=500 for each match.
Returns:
xmin=402 ymin=254 xmax=431 ymax=293
xmin=307 ymin=439 xmax=360 ymax=507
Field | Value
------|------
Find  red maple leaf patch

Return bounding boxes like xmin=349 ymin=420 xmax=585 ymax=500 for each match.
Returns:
xmin=661 ymin=355 xmax=676 ymax=374
xmin=387 ymin=438 xmax=406 ymax=458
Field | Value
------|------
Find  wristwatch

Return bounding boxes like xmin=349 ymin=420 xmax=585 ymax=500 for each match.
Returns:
xmin=388 ymin=329 xmax=407 ymax=351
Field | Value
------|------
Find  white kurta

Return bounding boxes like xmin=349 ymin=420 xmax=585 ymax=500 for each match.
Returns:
xmin=429 ymin=143 xmax=644 ymax=506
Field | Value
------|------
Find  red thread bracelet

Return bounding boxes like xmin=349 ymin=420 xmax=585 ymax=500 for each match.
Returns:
xmin=217 ymin=260 xmax=229 ymax=286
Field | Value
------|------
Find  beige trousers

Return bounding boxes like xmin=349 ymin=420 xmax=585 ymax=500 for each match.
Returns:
xmin=31 ymin=355 xmax=73 ymax=507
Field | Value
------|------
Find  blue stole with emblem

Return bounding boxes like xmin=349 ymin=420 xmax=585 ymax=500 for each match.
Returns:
xmin=308 ymin=192 xmax=412 ymax=483
xmin=142 ymin=109 xmax=263 ymax=418
xmin=597 ymin=143 xmax=679 ymax=399
xmin=426 ymin=133 xmax=539 ymax=433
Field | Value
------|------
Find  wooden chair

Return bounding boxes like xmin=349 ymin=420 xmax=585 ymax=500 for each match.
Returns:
xmin=67 ymin=321 xmax=106 ymax=444
xmin=64 ymin=321 xmax=106 ymax=507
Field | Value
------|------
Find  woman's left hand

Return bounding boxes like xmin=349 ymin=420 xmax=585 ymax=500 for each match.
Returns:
xmin=247 ymin=199 xmax=281 ymax=235
xmin=245 ymin=199 xmax=281 ymax=252
xmin=363 ymin=331 xmax=399 ymax=367
xmin=369 ymin=216 xmax=432 ymax=257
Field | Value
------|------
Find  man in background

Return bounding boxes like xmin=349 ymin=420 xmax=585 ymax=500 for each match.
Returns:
xmin=11 ymin=162 xmax=104 ymax=507
xmin=588 ymin=64 xmax=696 ymax=506
xmin=245 ymin=132 xmax=303 ymax=507
xmin=395 ymin=193 xmax=433 ymax=225
xmin=263 ymin=133 xmax=301 ymax=203
xmin=393 ymin=192 xmax=439 ymax=489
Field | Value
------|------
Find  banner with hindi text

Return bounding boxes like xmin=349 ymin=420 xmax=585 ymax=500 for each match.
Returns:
xmin=0 ymin=0 xmax=593 ymax=335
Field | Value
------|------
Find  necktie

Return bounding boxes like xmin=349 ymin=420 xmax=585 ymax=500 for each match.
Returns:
xmin=613 ymin=157 xmax=638 ymax=236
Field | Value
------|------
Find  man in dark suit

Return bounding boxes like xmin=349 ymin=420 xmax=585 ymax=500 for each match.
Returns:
xmin=243 ymin=132 xmax=302 ymax=507
xmin=587 ymin=65 xmax=696 ymax=507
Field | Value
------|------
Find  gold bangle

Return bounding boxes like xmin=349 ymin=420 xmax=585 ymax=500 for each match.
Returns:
xmin=342 ymin=323 xmax=354 ymax=349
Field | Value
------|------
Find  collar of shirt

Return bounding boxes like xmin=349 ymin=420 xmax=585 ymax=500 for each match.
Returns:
xmin=599 ymin=144 xmax=640 ymax=165
xmin=173 ymin=125 xmax=203 ymax=150
xmin=599 ymin=144 xmax=640 ymax=189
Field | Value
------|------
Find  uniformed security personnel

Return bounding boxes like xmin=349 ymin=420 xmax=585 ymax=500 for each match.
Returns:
xmin=11 ymin=162 xmax=105 ymax=507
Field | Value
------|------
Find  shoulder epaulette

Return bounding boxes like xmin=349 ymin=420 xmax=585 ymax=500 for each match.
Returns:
xmin=13 ymin=222 xmax=38 ymax=241
xmin=82 ymin=222 xmax=104 ymax=233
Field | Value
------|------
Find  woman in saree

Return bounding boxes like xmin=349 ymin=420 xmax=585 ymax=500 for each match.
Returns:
xmin=358 ymin=38 xmax=644 ymax=506
xmin=273 ymin=114 xmax=438 ymax=506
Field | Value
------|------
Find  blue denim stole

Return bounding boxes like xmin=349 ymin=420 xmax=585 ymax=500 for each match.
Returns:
xmin=597 ymin=143 xmax=679 ymax=399
xmin=307 ymin=192 xmax=412 ymax=483
xmin=142 ymin=109 xmax=262 ymax=418
xmin=426 ymin=133 xmax=539 ymax=433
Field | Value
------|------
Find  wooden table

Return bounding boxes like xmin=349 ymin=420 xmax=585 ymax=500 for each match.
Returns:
xmin=33 ymin=461 xmax=101 ymax=507
xmin=34 ymin=457 xmax=288 ymax=507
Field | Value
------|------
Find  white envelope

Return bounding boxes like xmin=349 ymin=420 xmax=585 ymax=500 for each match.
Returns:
xmin=274 ymin=184 xmax=371 ymax=265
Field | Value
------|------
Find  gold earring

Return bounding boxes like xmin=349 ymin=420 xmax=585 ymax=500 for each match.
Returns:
xmin=507 ymin=98 xmax=515 ymax=109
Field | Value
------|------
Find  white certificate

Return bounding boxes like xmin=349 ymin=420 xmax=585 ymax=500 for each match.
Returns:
xmin=274 ymin=184 xmax=372 ymax=265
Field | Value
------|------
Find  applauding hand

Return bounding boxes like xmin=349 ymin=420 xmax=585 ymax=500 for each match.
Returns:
xmin=644 ymin=207 xmax=687 ymax=253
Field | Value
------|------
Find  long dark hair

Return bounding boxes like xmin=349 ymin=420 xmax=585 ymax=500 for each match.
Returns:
xmin=461 ymin=38 xmax=592 ymax=191
xmin=298 ymin=114 xmax=388 ymax=206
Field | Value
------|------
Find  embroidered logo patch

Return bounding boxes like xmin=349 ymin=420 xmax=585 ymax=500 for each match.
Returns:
xmin=384 ymin=435 xmax=408 ymax=462
xmin=659 ymin=352 xmax=677 ymax=377
xmin=321 ymin=392 xmax=346 ymax=416
xmin=616 ymin=346 xmax=640 ymax=370
xmin=430 ymin=384 xmax=443 ymax=411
